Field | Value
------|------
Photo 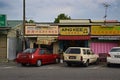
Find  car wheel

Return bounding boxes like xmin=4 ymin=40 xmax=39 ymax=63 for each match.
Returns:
xmin=95 ymin=58 xmax=99 ymax=65
xmin=84 ymin=60 xmax=89 ymax=67
xmin=36 ymin=60 xmax=42 ymax=67
xmin=21 ymin=63 xmax=27 ymax=66
xmin=67 ymin=63 xmax=72 ymax=67
xmin=107 ymin=63 xmax=111 ymax=67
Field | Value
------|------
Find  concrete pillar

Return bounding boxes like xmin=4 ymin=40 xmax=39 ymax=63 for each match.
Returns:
xmin=38 ymin=44 xmax=41 ymax=48
xmin=53 ymin=42 xmax=59 ymax=54
xmin=30 ymin=41 xmax=33 ymax=48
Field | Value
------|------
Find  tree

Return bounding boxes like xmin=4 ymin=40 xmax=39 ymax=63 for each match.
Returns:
xmin=54 ymin=13 xmax=71 ymax=23
xmin=29 ymin=20 xmax=34 ymax=23
xmin=26 ymin=19 xmax=35 ymax=23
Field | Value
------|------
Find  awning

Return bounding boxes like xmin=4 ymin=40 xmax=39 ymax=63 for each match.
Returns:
xmin=36 ymin=40 xmax=52 ymax=45
xmin=0 ymin=27 xmax=11 ymax=30
xmin=58 ymin=36 xmax=90 ymax=40
xmin=36 ymin=37 xmax=57 ymax=45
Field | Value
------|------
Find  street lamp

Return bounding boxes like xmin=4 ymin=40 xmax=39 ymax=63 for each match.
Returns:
xmin=103 ymin=2 xmax=110 ymax=24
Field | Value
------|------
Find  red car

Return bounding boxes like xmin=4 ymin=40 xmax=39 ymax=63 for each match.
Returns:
xmin=16 ymin=48 xmax=60 ymax=67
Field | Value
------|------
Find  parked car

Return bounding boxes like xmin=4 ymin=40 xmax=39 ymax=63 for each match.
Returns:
xmin=16 ymin=48 xmax=60 ymax=67
xmin=107 ymin=47 xmax=120 ymax=66
xmin=63 ymin=47 xmax=99 ymax=67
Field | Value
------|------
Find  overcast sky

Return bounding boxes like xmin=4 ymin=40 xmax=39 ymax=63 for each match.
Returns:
xmin=0 ymin=0 xmax=120 ymax=22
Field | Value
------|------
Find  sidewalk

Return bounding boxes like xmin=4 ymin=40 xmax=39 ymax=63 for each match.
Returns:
xmin=0 ymin=60 xmax=17 ymax=66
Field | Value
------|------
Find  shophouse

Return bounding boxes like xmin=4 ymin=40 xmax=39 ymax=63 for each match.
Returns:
xmin=58 ymin=19 xmax=91 ymax=52
xmin=25 ymin=23 xmax=59 ymax=53
xmin=7 ymin=20 xmax=23 ymax=60
xmin=0 ymin=31 xmax=9 ymax=61
xmin=24 ymin=19 xmax=120 ymax=56
xmin=0 ymin=20 xmax=23 ymax=62
xmin=90 ymin=20 xmax=120 ymax=55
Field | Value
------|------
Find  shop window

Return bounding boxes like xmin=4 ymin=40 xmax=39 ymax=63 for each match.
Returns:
xmin=40 ymin=49 xmax=45 ymax=54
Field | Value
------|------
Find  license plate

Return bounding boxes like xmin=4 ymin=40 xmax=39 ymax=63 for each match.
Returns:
xmin=114 ymin=55 xmax=120 ymax=58
xmin=69 ymin=56 xmax=76 ymax=59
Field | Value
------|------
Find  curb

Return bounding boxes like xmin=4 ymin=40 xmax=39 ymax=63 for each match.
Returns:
xmin=0 ymin=60 xmax=16 ymax=66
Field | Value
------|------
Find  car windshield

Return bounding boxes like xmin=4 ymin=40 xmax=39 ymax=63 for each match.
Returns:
xmin=65 ymin=48 xmax=80 ymax=54
xmin=23 ymin=48 xmax=36 ymax=54
xmin=110 ymin=48 xmax=120 ymax=52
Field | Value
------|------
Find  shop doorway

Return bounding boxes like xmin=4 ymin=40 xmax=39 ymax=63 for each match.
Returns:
xmin=33 ymin=43 xmax=38 ymax=48
xmin=41 ymin=44 xmax=53 ymax=53
xmin=59 ymin=40 xmax=88 ymax=52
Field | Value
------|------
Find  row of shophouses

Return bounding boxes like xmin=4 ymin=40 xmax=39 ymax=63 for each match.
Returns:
xmin=0 ymin=19 xmax=120 ymax=61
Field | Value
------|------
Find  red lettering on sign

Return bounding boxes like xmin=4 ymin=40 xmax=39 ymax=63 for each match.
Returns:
xmin=27 ymin=30 xmax=30 ymax=33
xmin=55 ymin=31 xmax=57 ymax=33
xmin=31 ymin=30 xmax=34 ymax=33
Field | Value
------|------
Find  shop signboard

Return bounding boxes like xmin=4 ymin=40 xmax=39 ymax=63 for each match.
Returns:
xmin=98 ymin=37 xmax=119 ymax=40
xmin=0 ymin=14 xmax=7 ymax=27
xmin=98 ymin=36 xmax=120 ymax=40
xmin=59 ymin=27 xmax=90 ymax=35
xmin=25 ymin=25 xmax=58 ymax=35
xmin=91 ymin=26 xmax=120 ymax=35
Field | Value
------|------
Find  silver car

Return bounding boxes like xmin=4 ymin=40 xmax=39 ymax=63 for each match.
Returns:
xmin=107 ymin=47 xmax=120 ymax=66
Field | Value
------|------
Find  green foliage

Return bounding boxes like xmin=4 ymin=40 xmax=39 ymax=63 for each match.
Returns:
xmin=26 ymin=19 xmax=35 ymax=23
xmin=54 ymin=13 xmax=71 ymax=23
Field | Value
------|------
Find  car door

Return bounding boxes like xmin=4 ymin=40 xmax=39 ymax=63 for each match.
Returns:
xmin=82 ymin=49 xmax=89 ymax=62
xmin=39 ymin=49 xmax=48 ymax=64
xmin=43 ymin=49 xmax=54 ymax=63
xmin=45 ymin=50 xmax=54 ymax=63
xmin=89 ymin=49 xmax=97 ymax=63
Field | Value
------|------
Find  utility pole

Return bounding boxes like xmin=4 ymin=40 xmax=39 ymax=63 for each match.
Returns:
xmin=103 ymin=2 xmax=110 ymax=24
xmin=23 ymin=0 xmax=25 ymax=36
xmin=23 ymin=0 xmax=25 ymax=50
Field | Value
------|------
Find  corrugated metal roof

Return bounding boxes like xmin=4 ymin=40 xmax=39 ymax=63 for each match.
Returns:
xmin=60 ymin=19 xmax=91 ymax=23
xmin=7 ymin=20 xmax=23 ymax=27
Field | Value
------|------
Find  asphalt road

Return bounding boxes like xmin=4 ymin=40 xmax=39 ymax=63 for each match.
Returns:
xmin=0 ymin=63 xmax=120 ymax=80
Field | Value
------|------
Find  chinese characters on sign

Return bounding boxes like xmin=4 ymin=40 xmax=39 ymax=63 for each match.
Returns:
xmin=25 ymin=26 xmax=58 ymax=35
xmin=91 ymin=26 xmax=120 ymax=35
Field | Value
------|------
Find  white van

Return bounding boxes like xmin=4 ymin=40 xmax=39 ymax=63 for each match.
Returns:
xmin=63 ymin=47 xmax=99 ymax=67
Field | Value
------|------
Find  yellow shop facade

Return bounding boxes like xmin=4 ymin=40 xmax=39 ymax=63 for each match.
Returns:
xmin=90 ymin=25 xmax=120 ymax=55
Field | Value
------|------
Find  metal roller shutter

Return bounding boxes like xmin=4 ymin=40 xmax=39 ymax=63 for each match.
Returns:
xmin=0 ymin=35 xmax=7 ymax=61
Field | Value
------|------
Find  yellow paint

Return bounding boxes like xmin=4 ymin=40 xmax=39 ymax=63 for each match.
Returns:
xmin=91 ymin=26 xmax=120 ymax=35
xmin=60 ymin=27 xmax=89 ymax=35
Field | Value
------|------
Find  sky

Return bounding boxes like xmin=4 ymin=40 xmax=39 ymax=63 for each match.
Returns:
xmin=0 ymin=0 xmax=120 ymax=22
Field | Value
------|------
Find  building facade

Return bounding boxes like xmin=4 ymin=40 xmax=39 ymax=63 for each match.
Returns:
xmin=0 ymin=28 xmax=10 ymax=62
xmin=7 ymin=20 xmax=23 ymax=60
xmin=0 ymin=20 xmax=23 ymax=62
xmin=90 ymin=24 xmax=120 ymax=54
xmin=25 ymin=23 xmax=59 ymax=53
xmin=58 ymin=19 xmax=91 ymax=52
xmin=1 ymin=19 xmax=120 ymax=62
xmin=24 ymin=20 xmax=120 ymax=56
